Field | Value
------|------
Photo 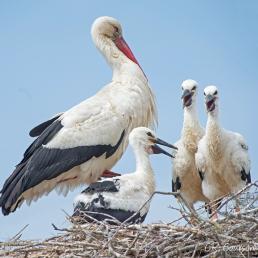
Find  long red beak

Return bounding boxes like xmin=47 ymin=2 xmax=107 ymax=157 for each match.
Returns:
xmin=114 ymin=36 xmax=147 ymax=78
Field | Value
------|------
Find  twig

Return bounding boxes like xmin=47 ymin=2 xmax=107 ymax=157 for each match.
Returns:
xmin=9 ymin=224 xmax=29 ymax=241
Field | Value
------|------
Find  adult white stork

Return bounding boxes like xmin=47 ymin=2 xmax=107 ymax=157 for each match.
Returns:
xmin=172 ymin=80 xmax=209 ymax=210
xmin=195 ymin=86 xmax=251 ymax=214
xmin=73 ymin=127 xmax=177 ymax=224
xmin=0 ymin=16 xmax=157 ymax=215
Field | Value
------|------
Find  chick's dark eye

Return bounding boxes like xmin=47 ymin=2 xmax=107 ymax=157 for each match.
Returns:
xmin=192 ymin=86 xmax=196 ymax=91
xmin=147 ymin=132 xmax=154 ymax=137
xmin=204 ymin=92 xmax=206 ymax=96
xmin=214 ymin=90 xmax=218 ymax=95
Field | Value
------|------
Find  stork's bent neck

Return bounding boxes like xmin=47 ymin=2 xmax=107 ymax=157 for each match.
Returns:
xmin=93 ymin=34 xmax=147 ymax=83
xmin=112 ymin=62 xmax=147 ymax=84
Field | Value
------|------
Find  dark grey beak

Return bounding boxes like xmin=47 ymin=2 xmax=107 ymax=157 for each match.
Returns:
xmin=181 ymin=89 xmax=191 ymax=99
xmin=152 ymin=144 xmax=174 ymax=158
xmin=155 ymin=138 xmax=178 ymax=150
xmin=182 ymin=89 xmax=193 ymax=107
xmin=205 ymin=94 xmax=216 ymax=112
xmin=205 ymin=94 xmax=216 ymax=103
xmin=151 ymin=138 xmax=178 ymax=158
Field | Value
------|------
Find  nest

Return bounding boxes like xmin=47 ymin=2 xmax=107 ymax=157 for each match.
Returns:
xmin=1 ymin=182 xmax=257 ymax=258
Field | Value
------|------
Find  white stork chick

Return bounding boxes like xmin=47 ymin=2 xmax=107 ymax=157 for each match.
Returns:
xmin=73 ymin=127 xmax=177 ymax=224
xmin=195 ymin=86 xmax=251 ymax=211
xmin=0 ymin=16 xmax=157 ymax=215
xmin=172 ymin=80 xmax=209 ymax=210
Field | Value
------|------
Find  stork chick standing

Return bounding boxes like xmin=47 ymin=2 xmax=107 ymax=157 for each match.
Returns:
xmin=0 ymin=16 xmax=157 ymax=215
xmin=172 ymin=80 xmax=209 ymax=211
xmin=196 ymin=86 xmax=251 ymax=216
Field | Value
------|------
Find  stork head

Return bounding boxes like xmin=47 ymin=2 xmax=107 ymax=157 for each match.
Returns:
xmin=181 ymin=79 xmax=198 ymax=108
xmin=204 ymin=85 xmax=219 ymax=113
xmin=91 ymin=16 xmax=142 ymax=72
xmin=129 ymin=127 xmax=178 ymax=158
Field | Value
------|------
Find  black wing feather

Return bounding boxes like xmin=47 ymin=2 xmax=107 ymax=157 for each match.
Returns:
xmin=73 ymin=204 xmax=146 ymax=224
xmin=73 ymin=193 xmax=146 ymax=225
xmin=0 ymin=129 xmax=125 ymax=215
xmin=1 ymin=120 xmax=63 ymax=196
xmin=21 ymin=120 xmax=63 ymax=165
xmin=29 ymin=114 xmax=62 ymax=137
xmin=82 ymin=180 xmax=120 ymax=194
xmin=199 ymin=170 xmax=204 ymax=181
xmin=172 ymin=180 xmax=176 ymax=192
xmin=241 ymin=169 xmax=251 ymax=184
xmin=172 ymin=176 xmax=181 ymax=192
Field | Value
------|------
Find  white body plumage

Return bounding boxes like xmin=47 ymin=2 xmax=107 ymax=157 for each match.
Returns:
xmin=195 ymin=86 xmax=251 ymax=201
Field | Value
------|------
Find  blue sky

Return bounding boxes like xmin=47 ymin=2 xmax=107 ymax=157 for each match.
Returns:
xmin=0 ymin=1 xmax=257 ymax=239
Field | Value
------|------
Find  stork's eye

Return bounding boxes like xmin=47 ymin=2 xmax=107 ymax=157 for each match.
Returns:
xmin=214 ymin=90 xmax=218 ymax=95
xmin=192 ymin=86 xmax=196 ymax=91
xmin=147 ymin=132 xmax=154 ymax=137
xmin=204 ymin=92 xmax=206 ymax=96
xmin=114 ymin=26 xmax=121 ymax=36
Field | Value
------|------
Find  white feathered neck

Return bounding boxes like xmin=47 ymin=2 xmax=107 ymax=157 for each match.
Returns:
xmin=206 ymin=108 xmax=223 ymax=160
xmin=182 ymin=105 xmax=203 ymax=153
xmin=132 ymin=145 xmax=155 ymax=194
xmin=93 ymin=30 xmax=157 ymax=130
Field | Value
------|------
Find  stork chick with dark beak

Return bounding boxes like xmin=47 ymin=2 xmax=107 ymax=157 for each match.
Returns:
xmin=182 ymin=87 xmax=194 ymax=108
xmin=172 ymin=80 xmax=209 ymax=216
xmin=196 ymin=85 xmax=251 ymax=220
xmin=205 ymin=93 xmax=217 ymax=112
xmin=73 ymin=127 xmax=177 ymax=224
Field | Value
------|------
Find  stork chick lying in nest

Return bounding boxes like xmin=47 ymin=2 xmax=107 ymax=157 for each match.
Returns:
xmin=73 ymin=127 xmax=177 ymax=224
xmin=196 ymin=85 xmax=251 ymax=219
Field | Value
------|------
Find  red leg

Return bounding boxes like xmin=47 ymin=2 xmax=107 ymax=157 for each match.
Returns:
xmin=211 ymin=211 xmax=218 ymax=221
xmin=101 ymin=170 xmax=121 ymax=178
